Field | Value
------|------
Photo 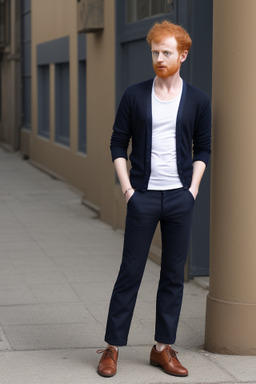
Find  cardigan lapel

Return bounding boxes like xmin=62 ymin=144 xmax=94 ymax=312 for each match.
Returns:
xmin=146 ymin=79 xmax=154 ymax=134
xmin=175 ymin=80 xmax=187 ymax=162
xmin=143 ymin=79 xmax=154 ymax=189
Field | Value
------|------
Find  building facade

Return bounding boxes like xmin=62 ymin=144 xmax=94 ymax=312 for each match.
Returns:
xmin=1 ymin=0 xmax=255 ymax=354
xmin=0 ymin=0 xmax=213 ymax=278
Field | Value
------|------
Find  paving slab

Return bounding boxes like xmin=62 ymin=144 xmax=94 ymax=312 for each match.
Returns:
xmin=3 ymin=323 xmax=105 ymax=350
xmin=29 ymin=284 xmax=80 ymax=303
xmin=0 ymin=347 xmax=240 ymax=384
xmin=207 ymin=353 xmax=256 ymax=382
xmin=0 ymin=286 xmax=37 ymax=306
xmin=0 ymin=303 xmax=96 ymax=326
xmin=0 ymin=327 xmax=12 ymax=351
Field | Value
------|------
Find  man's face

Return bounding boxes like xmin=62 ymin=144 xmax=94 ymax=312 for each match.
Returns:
xmin=151 ymin=36 xmax=186 ymax=78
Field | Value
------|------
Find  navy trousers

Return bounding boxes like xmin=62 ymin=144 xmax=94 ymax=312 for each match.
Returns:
xmin=105 ymin=188 xmax=195 ymax=346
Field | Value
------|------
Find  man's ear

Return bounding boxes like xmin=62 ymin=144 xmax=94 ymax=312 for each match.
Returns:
xmin=180 ymin=50 xmax=188 ymax=63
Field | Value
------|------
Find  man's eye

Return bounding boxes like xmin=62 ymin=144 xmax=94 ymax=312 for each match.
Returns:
xmin=152 ymin=51 xmax=159 ymax=57
xmin=164 ymin=51 xmax=171 ymax=57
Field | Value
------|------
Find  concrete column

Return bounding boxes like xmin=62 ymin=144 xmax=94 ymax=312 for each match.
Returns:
xmin=205 ymin=0 xmax=256 ymax=355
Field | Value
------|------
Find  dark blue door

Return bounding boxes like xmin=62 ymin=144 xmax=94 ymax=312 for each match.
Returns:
xmin=115 ymin=0 xmax=213 ymax=277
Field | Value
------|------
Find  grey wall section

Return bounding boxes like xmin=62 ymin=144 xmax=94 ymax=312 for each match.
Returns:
xmin=37 ymin=36 xmax=69 ymax=65
xmin=36 ymin=36 xmax=70 ymax=146
xmin=78 ymin=34 xmax=86 ymax=153
xmin=36 ymin=34 xmax=86 ymax=150
xmin=22 ymin=0 xmax=31 ymax=13
xmin=78 ymin=33 xmax=86 ymax=61
xmin=78 ymin=59 xmax=86 ymax=153
xmin=38 ymin=64 xmax=50 ymax=138
xmin=115 ymin=0 xmax=213 ymax=277
xmin=55 ymin=62 xmax=70 ymax=146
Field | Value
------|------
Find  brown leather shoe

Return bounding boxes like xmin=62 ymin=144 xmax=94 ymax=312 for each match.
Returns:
xmin=150 ymin=345 xmax=188 ymax=377
xmin=97 ymin=347 xmax=118 ymax=377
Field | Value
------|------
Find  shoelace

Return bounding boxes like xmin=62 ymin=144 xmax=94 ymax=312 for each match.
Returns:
xmin=97 ymin=348 xmax=116 ymax=362
xmin=166 ymin=346 xmax=179 ymax=362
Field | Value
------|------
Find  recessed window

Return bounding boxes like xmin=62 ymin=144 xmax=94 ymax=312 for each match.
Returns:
xmin=78 ymin=60 xmax=86 ymax=153
xmin=126 ymin=0 xmax=174 ymax=23
xmin=38 ymin=65 xmax=50 ymax=138
xmin=55 ymin=62 xmax=70 ymax=146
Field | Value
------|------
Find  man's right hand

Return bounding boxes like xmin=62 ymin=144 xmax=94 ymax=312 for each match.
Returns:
xmin=125 ymin=188 xmax=135 ymax=203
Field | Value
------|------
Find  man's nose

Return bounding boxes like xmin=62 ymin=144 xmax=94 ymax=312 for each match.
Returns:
xmin=157 ymin=52 xmax=164 ymax=62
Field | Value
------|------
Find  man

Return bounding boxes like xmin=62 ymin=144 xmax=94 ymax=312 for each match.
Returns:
xmin=97 ymin=20 xmax=211 ymax=378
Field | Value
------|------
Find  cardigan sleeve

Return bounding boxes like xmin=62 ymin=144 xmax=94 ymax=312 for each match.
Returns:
xmin=110 ymin=90 xmax=132 ymax=162
xmin=192 ymin=95 xmax=211 ymax=166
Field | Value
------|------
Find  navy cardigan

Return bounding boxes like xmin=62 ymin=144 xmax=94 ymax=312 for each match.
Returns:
xmin=110 ymin=79 xmax=211 ymax=191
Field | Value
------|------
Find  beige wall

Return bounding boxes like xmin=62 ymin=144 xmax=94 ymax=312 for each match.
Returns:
xmin=17 ymin=0 xmax=163 ymax=265
xmin=205 ymin=0 xmax=256 ymax=354
xmin=21 ymin=0 xmax=116 ymax=225
xmin=86 ymin=2 xmax=116 ymax=223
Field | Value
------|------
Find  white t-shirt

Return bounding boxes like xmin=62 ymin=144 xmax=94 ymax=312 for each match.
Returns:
xmin=148 ymin=80 xmax=183 ymax=190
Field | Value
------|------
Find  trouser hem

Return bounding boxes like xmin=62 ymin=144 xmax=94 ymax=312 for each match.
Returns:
xmin=155 ymin=335 xmax=176 ymax=345
xmin=105 ymin=336 xmax=127 ymax=347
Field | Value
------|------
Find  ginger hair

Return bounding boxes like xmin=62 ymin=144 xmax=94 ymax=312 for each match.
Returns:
xmin=146 ymin=20 xmax=192 ymax=53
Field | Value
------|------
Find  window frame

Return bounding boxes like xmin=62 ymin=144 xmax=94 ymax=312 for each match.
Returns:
xmin=118 ymin=0 xmax=177 ymax=45
xmin=126 ymin=0 xmax=175 ymax=24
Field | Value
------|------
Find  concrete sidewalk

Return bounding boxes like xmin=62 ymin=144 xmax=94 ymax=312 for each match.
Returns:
xmin=0 ymin=147 xmax=255 ymax=384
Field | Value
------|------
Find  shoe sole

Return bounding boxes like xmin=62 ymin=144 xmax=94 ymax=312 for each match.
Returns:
xmin=150 ymin=360 xmax=188 ymax=377
xmin=97 ymin=369 xmax=116 ymax=378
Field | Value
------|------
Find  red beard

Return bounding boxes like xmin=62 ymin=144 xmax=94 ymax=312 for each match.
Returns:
xmin=153 ymin=60 xmax=181 ymax=78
